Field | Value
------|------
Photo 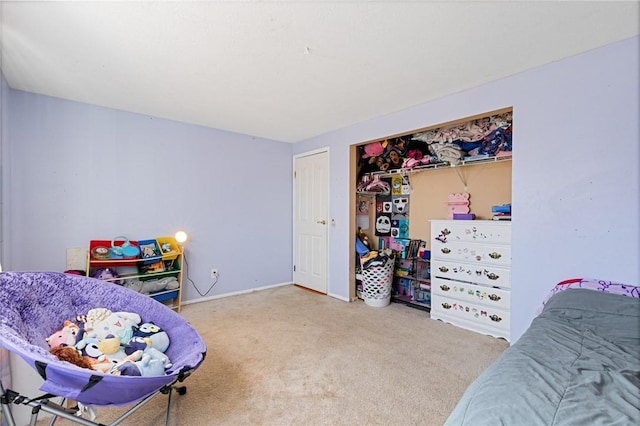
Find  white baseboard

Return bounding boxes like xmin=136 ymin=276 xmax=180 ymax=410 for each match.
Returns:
xmin=182 ymin=282 xmax=353 ymax=306
xmin=181 ymin=281 xmax=294 ymax=306
xmin=327 ymin=292 xmax=350 ymax=302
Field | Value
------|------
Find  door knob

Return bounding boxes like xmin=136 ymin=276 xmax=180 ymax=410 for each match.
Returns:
xmin=316 ymin=220 xmax=327 ymax=225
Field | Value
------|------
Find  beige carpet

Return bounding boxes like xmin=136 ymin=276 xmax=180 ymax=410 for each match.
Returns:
xmin=38 ymin=285 xmax=508 ymax=426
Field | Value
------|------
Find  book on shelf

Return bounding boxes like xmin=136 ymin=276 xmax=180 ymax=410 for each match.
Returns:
xmin=492 ymin=213 xmax=511 ymax=221
xmin=491 ymin=204 xmax=511 ymax=213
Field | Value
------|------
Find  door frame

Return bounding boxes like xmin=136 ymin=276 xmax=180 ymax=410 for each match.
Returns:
xmin=292 ymin=147 xmax=330 ymax=294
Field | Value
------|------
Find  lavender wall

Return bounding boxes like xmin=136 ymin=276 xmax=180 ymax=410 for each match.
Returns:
xmin=0 ymin=73 xmax=6 ymax=264
xmin=5 ymin=91 xmax=294 ymax=301
xmin=0 ymin=65 xmax=12 ymax=426
xmin=294 ymin=36 xmax=640 ymax=342
xmin=2 ymin=37 xmax=638 ymax=344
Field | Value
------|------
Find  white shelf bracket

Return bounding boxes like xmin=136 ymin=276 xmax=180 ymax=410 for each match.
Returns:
xmin=452 ymin=165 xmax=468 ymax=189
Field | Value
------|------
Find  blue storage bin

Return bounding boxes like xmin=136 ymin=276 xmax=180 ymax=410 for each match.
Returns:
xmin=138 ymin=239 xmax=162 ymax=264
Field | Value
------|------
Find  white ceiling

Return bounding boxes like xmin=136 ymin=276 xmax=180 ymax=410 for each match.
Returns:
xmin=1 ymin=1 xmax=638 ymax=143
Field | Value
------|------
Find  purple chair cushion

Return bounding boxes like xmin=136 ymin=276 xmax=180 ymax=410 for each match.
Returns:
xmin=0 ymin=271 xmax=206 ymax=406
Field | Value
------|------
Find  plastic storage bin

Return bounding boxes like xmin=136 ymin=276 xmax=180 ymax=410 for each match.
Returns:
xmin=89 ymin=239 xmax=140 ymax=267
xmin=138 ymin=239 xmax=162 ymax=264
xmin=156 ymin=236 xmax=181 ymax=260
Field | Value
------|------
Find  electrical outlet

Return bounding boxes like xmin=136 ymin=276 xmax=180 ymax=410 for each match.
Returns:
xmin=210 ymin=269 xmax=218 ymax=279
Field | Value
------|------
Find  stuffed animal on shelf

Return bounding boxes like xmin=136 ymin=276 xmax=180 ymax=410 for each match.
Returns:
xmin=122 ymin=276 xmax=179 ymax=295
xmin=92 ymin=268 xmax=122 ymax=284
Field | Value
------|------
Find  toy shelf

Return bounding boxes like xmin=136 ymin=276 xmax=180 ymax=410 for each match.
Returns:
xmin=86 ymin=236 xmax=184 ymax=312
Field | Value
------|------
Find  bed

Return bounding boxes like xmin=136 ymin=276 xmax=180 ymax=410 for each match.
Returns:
xmin=0 ymin=271 xmax=206 ymax=426
xmin=445 ymin=278 xmax=640 ymax=426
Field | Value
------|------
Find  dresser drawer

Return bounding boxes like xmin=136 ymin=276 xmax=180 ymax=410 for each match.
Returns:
xmin=431 ymin=241 xmax=511 ymax=266
xmin=431 ymin=277 xmax=510 ymax=310
xmin=431 ymin=294 xmax=510 ymax=340
xmin=431 ymin=260 xmax=511 ymax=289
xmin=431 ymin=220 xmax=511 ymax=244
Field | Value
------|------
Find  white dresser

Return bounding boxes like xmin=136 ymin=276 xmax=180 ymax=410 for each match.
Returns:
xmin=430 ymin=220 xmax=512 ymax=341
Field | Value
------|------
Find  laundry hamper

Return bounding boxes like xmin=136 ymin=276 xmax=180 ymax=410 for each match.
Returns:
xmin=360 ymin=255 xmax=394 ymax=307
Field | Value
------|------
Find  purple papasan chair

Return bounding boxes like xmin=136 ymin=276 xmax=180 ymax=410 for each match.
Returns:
xmin=0 ymin=271 xmax=206 ymax=426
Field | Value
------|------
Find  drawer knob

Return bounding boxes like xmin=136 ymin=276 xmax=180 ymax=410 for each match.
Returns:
xmin=442 ymin=303 xmax=452 ymax=309
xmin=489 ymin=314 xmax=502 ymax=322
xmin=441 ymin=228 xmax=451 ymax=236
xmin=439 ymin=266 xmax=449 ymax=273
xmin=486 ymin=272 xmax=499 ymax=280
xmin=488 ymin=252 xmax=502 ymax=259
xmin=441 ymin=248 xmax=451 ymax=254
xmin=440 ymin=285 xmax=450 ymax=291
xmin=488 ymin=294 xmax=501 ymax=301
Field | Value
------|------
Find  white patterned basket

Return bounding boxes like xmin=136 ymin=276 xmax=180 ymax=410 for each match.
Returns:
xmin=360 ymin=256 xmax=394 ymax=307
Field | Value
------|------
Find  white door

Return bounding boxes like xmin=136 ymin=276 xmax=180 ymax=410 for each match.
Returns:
xmin=293 ymin=150 xmax=329 ymax=293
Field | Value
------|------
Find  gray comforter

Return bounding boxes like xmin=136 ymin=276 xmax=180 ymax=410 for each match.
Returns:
xmin=445 ymin=289 xmax=640 ymax=425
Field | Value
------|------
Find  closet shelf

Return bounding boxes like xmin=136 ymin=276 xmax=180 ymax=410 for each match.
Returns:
xmin=371 ymin=153 xmax=512 ymax=178
xmin=356 ymin=190 xmax=389 ymax=196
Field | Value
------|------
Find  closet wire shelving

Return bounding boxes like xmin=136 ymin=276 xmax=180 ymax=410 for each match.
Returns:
xmin=356 ymin=153 xmax=512 ymax=195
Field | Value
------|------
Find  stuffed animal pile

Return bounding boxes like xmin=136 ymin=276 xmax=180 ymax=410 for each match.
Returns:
xmin=46 ymin=307 xmax=172 ymax=377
